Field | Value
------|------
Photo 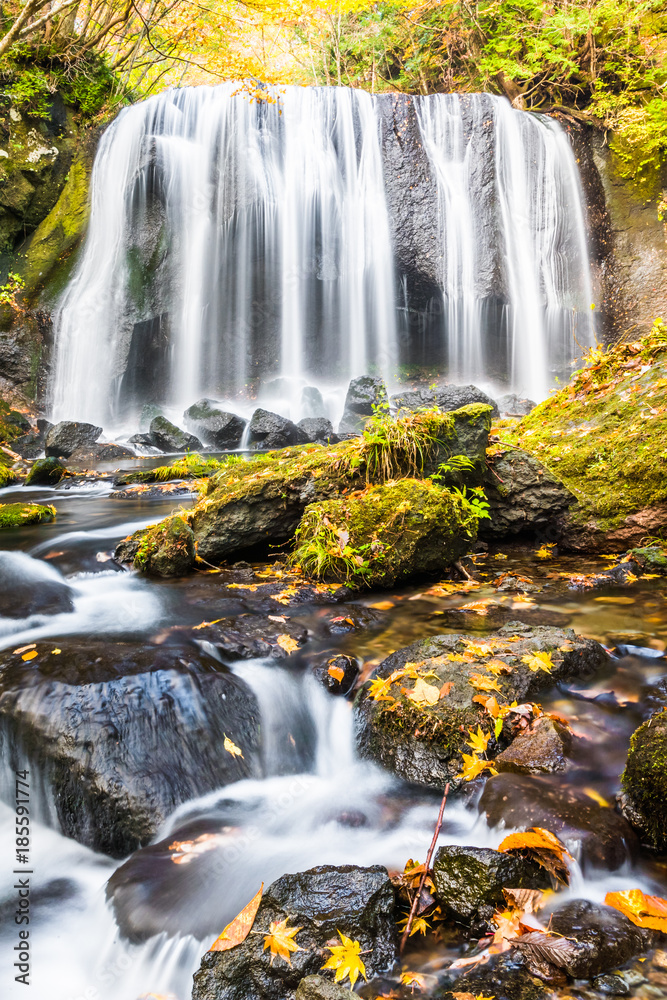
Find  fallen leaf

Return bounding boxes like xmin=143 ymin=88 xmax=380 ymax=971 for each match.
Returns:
xmin=263 ymin=917 xmax=303 ymax=965
xmin=404 ymin=677 xmax=441 ymax=707
xmin=486 ymin=658 xmax=511 ymax=675
xmin=473 ymin=693 xmax=501 ymax=718
xmin=464 ymin=640 xmax=496 ymax=657
xmin=276 ymin=634 xmax=300 ymax=653
xmin=466 ymin=726 xmax=491 ymax=754
xmin=521 ymin=651 xmax=553 ymax=673
xmin=13 ymin=643 xmax=36 ymax=655
xmin=223 ymin=735 xmax=244 ymax=758
xmin=593 ymin=596 xmax=635 ymax=604
xmin=321 ymin=930 xmax=367 ymax=987
xmin=439 ymin=681 xmax=453 ymax=699
xmin=401 ymin=971 xmax=428 ymax=990
xmin=370 ymin=600 xmax=395 ymax=610
xmin=469 ymin=673 xmax=501 ymax=693
xmin=502 ymin=888 xmax=546 ymax=914
xmin=22 ymin=651 xmax=38 ymax=661
xmin=535 ymin=546 xmax=554 ymax=559
xmin=583 ymin=787 xmax=610 ymax=808
xmin=209 ymin=884 xmax=263 ymax=951
xmin=51 ymin=648 xmax=61 ymax=655
xmin=515 ymin=931 xmax=578 ymax=970
xmin=457 ymin=752 xmax=497 ymax=782
xmin=328 ymin=664 xmax=346 ymax=683
xmin=397 ymin=914 xmax=431 ymax=937
xmin=605 ymin=889 xmax=667 ymax=931
xmin=497 ymin=827 xmax=568 ymax=860
xmin=267 ymin=615 xmax=287 ymax=623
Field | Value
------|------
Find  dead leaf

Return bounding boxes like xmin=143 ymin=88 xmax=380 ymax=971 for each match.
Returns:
xmin=502 ymin=888 xmax=546 ymax=914
xmin=521 ymin=651 xmax=553 ymax=673
xmin=370 ymin=601 xmax=395 ymax=610
xmin=439 ymin=681 xmax=453 ymax=699
xmin=209 ymin=884 xmax=263 ymax=951
xmin=276 ymin=634 xmax=300 ymax=654
xmin=22 ymin=651 xmax=38 ymax=662
xmin=404 ymin=677 xmax=440 ymax=707
xmin=263 ymin=918 xmax=303 ymax=965
xmin=469 ymin=673 xmax=501 ymax=693
xmin=328 ymin=664 xmax=345 ymax=683
xmin=457 ymin=753 xmax=497 ymax=782
xmin=13 ymin=644 xmax=36 ymax=655
xmin=515 ymin=931 xmax=578 ymax=970
xmin=466 ymin=726 xmax=491 ymax=755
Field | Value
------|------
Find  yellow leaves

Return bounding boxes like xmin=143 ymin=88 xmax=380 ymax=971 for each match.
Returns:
xmin=593 ymin=595 xmax=635 ymax=604
xmin=321 ymin=931 xmax=367 ymax=987
xmin=368 ymin=674 xmax=399 ymax=702
xmin=276 ymin=633 xmax=300 ymax=653
xmin=466 ymin=726 xmax=490 ymax=755
xmin=51 ymin=648 xmax=61 ymax=655
xmin=263 ymin=918 xmax=303 ymax=966
xmin=193 ymin=618 xmax=223 ymax=629
xmin=397 ymin=913 xmax=430 ymax=937
xmin=209 ymin=884 xmax=263 ymax=951
xmin=463 ymin=639 xmax=496 ymax=657
xmin=520 ymin=651 xmax=553 ymax=673
xmin=223 ymin=735 xmax=244 ymax=758
xmin=485 ymin=658 xmax=510 ymax=675
xmin=583 ymin=787 xmax=610 ymax=808
xmin=439 ymin=681 xmax=453 ymax=698
xmin=457 ymin=753 xmax=497 ymax=782
xmin=404 ymin=677 xmax=440 ymax=707
xmin=370 ymin=600 xmax=395 ymax=610
xmin=534 ymin=545 xmax=554 ymax=559
xmin=401 ymin=971 xmax=428 ymax=990
xmin=469 ymin=673 xmax=501 ymax=693
xmin=604 ymin=889 xmax=667 ymax=931
xmin=473 ymin=693 xmax=501 ymax=718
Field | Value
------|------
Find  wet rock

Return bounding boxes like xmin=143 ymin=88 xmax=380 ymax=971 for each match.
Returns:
xmin=311 ymin=654 xmax=359 ymax=696
xmin=296 ymin=975 xmax=355 ymax=1000
xmin=149 ymin=415 xmax=202 ymax=453
xmin=115 ymin=515 xmax=195 ymax=577
xmin=24 ymin=456 xmax=66 ymax=486
xmin=620 ymin=709 xmax=667 ymax=850
xmin=627 ymin=544 xmax=667 ymax=575
xmin=189 ymin=615 xmax=308 ymax=659
xmin=433 ymin=845 xmax=549 ymax=923
xmin=192 ymin=864 xmax=397 ymax=1000
xmin=184 ymin=399 xmax=247 ymax=449
xmin=0 ymin=550 xmax=73 ymax=618
xmin=480 ymin=773 xmax=637 ymax=870
xmin=451 ymin=952 xmax=550 ymax=1000
xmin=12 ymin=432 xmax=43 ymax=458
xmin=322 ymin=606 xmax=386 ymax=635
xmin=127 ymin=432 xmax=158 ymax=451
xmin=247 ymin=408 xmax=304 ymax=449
xmin=482 ymin=447 xmax=574 ymax=540
xmin=5 ymin=409 xmax=31 ymax=432
xmin=593 ymin=974 xmax=631 ymax=995
xmin=338 ymin=376 xmax=388 ymax=434
xmin=545 ymin=899 xmax=653 ymax=978
xmin=0 ymin=501 xmax=55 ymax=529
xmin=36 ymin=417 xmax=53 ymax=437
xmin=301 ymin=386 xmax=327 ymax=419
xmin=45 ymin=420 xmax=103 ymax=458
xmin=355 ymin=623 xmax=608 ymax=789
xmin=0 ymin=640 xmax=260 ymax=857
xmin=498 ymin=394 xmax=537 ymax=417
xmin=494 ymin=717 xmax=571 ymax=775
xmin=67 ymin=443 xmax=135 ymax=466
xmin=139 ymin=403 xmax=163 ymax=431
xmin=391 ymin=383 xmax=500 ymax=419
xmin=297 ymin=417 xmax=335 ymax=443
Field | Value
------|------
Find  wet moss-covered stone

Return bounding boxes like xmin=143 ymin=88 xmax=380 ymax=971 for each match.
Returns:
xmin=0 ymin=463 xmax=18 ymax=487
xmin=433 ymin=845 xmax=549 ymax=922
xmin=0 ymin=501 xmax=55 ymax=529
xmin=116 ymin=515 xmax=195 ymax=577
xmin=621 ymin=709 xmax=667 ymax=850
xmin=25 ymin=456 xmax=66 ymax=485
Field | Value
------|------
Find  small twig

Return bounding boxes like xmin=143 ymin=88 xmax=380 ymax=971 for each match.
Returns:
xmin=399 ymin=782 xmax=450 ymax=955
xmin=455 ymin=560 xmax=474 ymax=581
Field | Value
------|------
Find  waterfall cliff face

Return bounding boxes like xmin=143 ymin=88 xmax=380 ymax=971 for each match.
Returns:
xmin=50 ymin=85 xmax=594 ymax=426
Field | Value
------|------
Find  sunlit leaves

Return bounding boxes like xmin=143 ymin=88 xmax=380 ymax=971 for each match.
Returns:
xmin=223 ymin=735 xmax=244 ymax=758
xmin=276 ymin=633 xmax=300 ymax=653
xmin=209 ymin=884 xmax=263 ymax=951
xmin=327 ymin=663 xmax=346 ymax=682
xmin=397 ymin=913 xmax=431 ymax=937
xmin=469 ymin=673 xmax=501 ymax=693
xmin=457 ymin=753 xmax=497 ymax=782
xmin=498 ymin=826 xmax=571 ymax=883
xmin=263 ymin=918 xmax=303 ymax=965
xmin=520 ymin=651 xmax=553 ymax=673
xmin=404 ymin=677 xmax=441 ymax=707
xmin=321 ymin=930 xmax=367 ymax=986
xmin=605 ymin=889 xmax=667 ymax=931
xmin=466 ymin=725 xmax=490 ymax=755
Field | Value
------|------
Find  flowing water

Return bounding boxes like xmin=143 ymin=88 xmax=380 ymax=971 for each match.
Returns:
xmin=50 ymin=86 xmax=593 ymax=430
xmin=1 ymin=480 xmax=667 ymax=999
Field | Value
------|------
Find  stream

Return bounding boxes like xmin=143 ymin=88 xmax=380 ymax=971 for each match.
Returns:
xmin=1 ymin=473 xmax=667 ymax=1000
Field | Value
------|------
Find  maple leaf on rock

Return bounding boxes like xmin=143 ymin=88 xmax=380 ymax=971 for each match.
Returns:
xmin=457 ymin=753 xmax=497 ymax=781
xmin=263 ymin=917 xmax=303 ymax=965
xmin=404 ymin=677 xmax=440 ymax=707
xmin=276 ymin=633 xmax=300 ymax=653
xmin=469 ymin=673 xmax=501 ymax=693
xmin=466 ymin=725 xmax=490 ymax=754
xmin=605 ymin=889 xmax=667 ymax=931
xmin=209 ymin=884 xmax=263 ymax=951
xmin=321 ymin=930 xmax=367 ymax=987
xmin=223 ymin=735 xmax=244 ymax=758
xmin=521 ymin=651 xmax=554 ymax=673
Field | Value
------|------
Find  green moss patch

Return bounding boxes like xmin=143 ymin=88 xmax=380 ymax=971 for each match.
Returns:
xmin=116 ymin=515 xmax=195 ymax=577
xmin=0 ymin=502 xmax=55 ymax=529
xmin=622 ymin=710 xmax=667 ymax=850
xmin=116 ymin=453 xmax=235 ymax=487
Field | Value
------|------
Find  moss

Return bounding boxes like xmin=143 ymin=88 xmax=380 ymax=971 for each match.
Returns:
xmin=503 ymin=320 xmax=667 ymax=529
xmin=123 ymin=515 xmax=195 ymax=577
xmin=0 ymin=501 xmax=55 ymax=529
xmin=621 ymin=710 xmax=667 ymax=850
xmin=0 ymin=464 xmax=18 ymax=487
xmin=116 ymin=453 xmax=234 ymax=487
xmin=291 ymin=478 xmax=480 ymax=587
xmin=25 ymin=457 xmax=66 ymax=486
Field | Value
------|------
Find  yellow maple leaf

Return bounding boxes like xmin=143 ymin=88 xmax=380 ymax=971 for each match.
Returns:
xmin=447 ymin=653 xmax=470 ymax=662
xmin=276 ymin=633 xmax=300 ymax=653
xmin=486 ymin=658 xmax=510 ymax=675
xmin=401 ymin=970 xmax=428 ymax=990
xmin=22 ymin=650 xmax=38 ymax=661
xmin=521 ymin=651 xmax=553 ymax=673
xmin=466 ymin=726 xmax=490 ymax=754
xmin=397 ymin=914 xmax=431 ymax=937
xmin=320 ymin=930 xmax=367 ymax=987
xmin=263 ymin=917 xmax=303 ymax=965
xmin=405 ymin=677 xmax=440 ymax=707
xmin=497 ymin=827 xmax=569 ymax=861
xmin=463 ymin=640 xmax=496 ymax=657
xmin=469 ymin=673 xmax=501 ymax=693
xmin=457 ymin=753 xmax=497 ymax=781
xmin=368 ymin=676 xmax=395 ymax=702
xmin=583 ymin=787 xmax=610 ymax=808
xmin=535 ymin=546 xmax=554 ymax=559
xmin=223 ymin=735 xmax=244 ymax=758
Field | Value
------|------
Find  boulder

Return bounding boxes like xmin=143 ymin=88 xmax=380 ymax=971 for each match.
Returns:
xmin=301 ymin=386 xmax=327 ymax=419
xmin=480 ymin=773 xmax=638 ymax=870
xmin=544 ymin=899 xmax=653 ymax=978
xmin=0 ymin=640 xmax=260 ymax=857
xmin=391 ymin=383 xmax=500 ymax=419
xmin=494 ymin=716 xmax=571 ymax=774
xmin=45 ymin=420 xmax=103 ymax=458
xmin=24 ymin=456 xmax=66 ymax=486
xmin=620 ymin=709 xmax=667 ymax=850
xmin=115 ymin=515 xmax=195 ymax=577
xmin=127 ymin=432 xmax=157 ymax=450
xmin=450 ymin=952 xmax=550 ymax=1000
xmin=5 ymin=409 xmax=31 ymax=432
xmin=139 ymin=403 xmax=163 ymax=431
xmin=433 ymin=845 xmax=549 ymax=923
xmin=192 ymin=864 xmax=397 ymax=1000
xmin=149 ymin=415 xmax=202 ymax=453
xmin=36 ymin=418 xmax=53 ymax=437
xmin=184 ymin=398 xmax=247 ymax=449
xmin=482 ymin=447 xmax=574 ymax=540
xmin=338 ymin=376 xmax=388 ymax=434
xmin=186 ymin=615 xmax=308 ymax=660
xmin=297 ymin=417 xmax=335 ymax=443
xmin=497 ymin=393 xmax=537 ymax=417
xmin=0 ymin=501 xmax=55 ymax=529
xmin=247 ymin=408 xmax=303 ymax=449
xmin=355 ymin=623 xmax=608 ymax=789
xmin=310 ymin=655 xmax=359 ymax=696
xmin=12 ymin=432 xmax=43 ymax=458
xmin=67 ymin=443 xmax=135 ymax=466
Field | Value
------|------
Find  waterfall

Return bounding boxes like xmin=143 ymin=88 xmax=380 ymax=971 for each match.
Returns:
xmin=415 ymin=93 xmax=594 ymax=398
xmin=50 ymin=85 xmax=594 ymax=426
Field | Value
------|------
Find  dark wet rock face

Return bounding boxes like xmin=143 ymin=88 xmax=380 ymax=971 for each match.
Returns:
xmin=310 ymin=654 xmax=359 ymax=696
xmin=0 ymin=640 xmax=260 ymax=857
xmin=296 ymin=975 xmax=354 ymax=1000
xmin=115 ymin=516 xmax=196 ymax=577
xmin=192 ymin=865 xmax=397 ymax=1000
xmin=482 ymin=447 xmax=574 ymax=540
xmin=12 ymin=431 xmax=43 ymax=458
xmin=297 ymin=417 xmax=335 ymax=443
xmin=620 ymin=708 xmax=667 ymax=850
xmin=450 ymin=952 xmax=550 ymax=1000
xmin=495 ymin=716 xmax=571 ymax=774
xmin=247 ymin=408 xmax=303 ymax=449
xmin=355 ymin=623 xmax=608 ymax=789
xmin=481 ymin=773 xmax=638 ymax=870
xmin=149 ymin=415 xmax=202 ymax=453
xmin=184 ymin=399 xmax=247 ymax=448
xmin=338 ymin=376 xmax=388 ymax=434
xmin=433 ymin=846 xmax=549 ymax=923
xmin=45 ymin=420 xmax=103 ymax=458
xmin=391 ymin=383 xmax=500 ymax=419
xmin=546 ymin=899 xmax=653 ymax=978
xmin=188 ymin=615 xmax=308 ymax=660
xmin=24 ymin=456 xmax=66 ymax=485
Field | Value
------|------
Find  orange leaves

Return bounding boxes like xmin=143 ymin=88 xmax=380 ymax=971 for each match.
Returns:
xmin=263 ymin=918 xmax=303 ymax=965
xmin=604 ymin=889 xmax=667 ymax=931
xmin=498 ymin=827 xmax=570 ymax=883
xmin=209 ymin=884 xmax=263 ymax=951
xmin=320 ymin=931 xmax=367 ymax=987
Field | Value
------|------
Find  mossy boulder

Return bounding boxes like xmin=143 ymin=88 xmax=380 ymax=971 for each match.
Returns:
xmin=0 ymin=462 xmax=18 ymax=487
xmin=627 ymin=544 xmax=667 ymax=574
xmin=354 ymin=623 xmax=608 ymax=789
xmin=25 ymin=456 xmax=66 ymax=485
xmin=116 ymin=515 xmax=195 ymax=577
xmin=482 ymin=446 xmax=574 ymax=539
xmin=292 ymin=478 xmax=480 ymax=587
xmin=0 ymin=501 xmax=55 ymax=529
xmin=433 ymin=845 xmax=549 ymax=923
xmin=620 ymin=709 xmax=667 ymax=850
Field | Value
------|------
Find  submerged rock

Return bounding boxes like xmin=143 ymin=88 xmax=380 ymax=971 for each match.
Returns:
xmin=192 ymin=864 xmax=397 ymax=1000
xmin=297 ymin=417 xmax=335 ymax=443
xmin=24 ymin=456 xmax=66 ymax=486
xmin=45 ymin=420 xmax=103 ymax=458
xmin=0 ymin=550 xmax=73 ymax=618
xmin=338 ymin=376 xmax=388 ymax=434
xmin=301 ymin=386 xmax=327 ymax=418
xmin=115 ymin=515 xmax=195 ymax=577
xmin=0 ymin=501 xmax=55 ymax=529
xmin=0 ymin=640 xmax=260 ymax=857
xmin=247 ymin=408 xmax=303 ymax=449
xmin=620 ymin=709 xmax=667 ymax=850
xmin=545 ymin=899 xmax=653 ymax=978
xmin=187 ymin=615 xmax=308 ymax=659
xmin=355 ymin=623 xmax=608 ymax=789
xmin=149 ymin=415 xmax=202 ymax=453
xmin=481 ymin=773 xmax=637 ymax=870
xmin=433 ymin=845 xmax=548 ymax=923
xmin=184 ymin=398 xmax=247 ymax=448
xmin=482 ymin=447 xmax=574 ymax=540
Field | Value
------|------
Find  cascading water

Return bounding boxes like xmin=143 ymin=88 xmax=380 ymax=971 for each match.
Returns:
xmin=415 ymin=93 xmax=594 ymax=398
